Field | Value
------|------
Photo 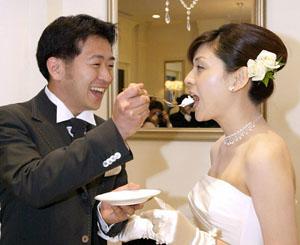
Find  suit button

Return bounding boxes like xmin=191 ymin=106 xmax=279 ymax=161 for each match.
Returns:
xmin=81 ymin=235 xmax=89 ymax=243
xmin=81 ymin=192 xmax=88 ymax=200
xmin=106 ymin=158 xmax=113 ymax=165
xmin=115 ymin=152 xmax=121 ymax=159
xmin=103 ymin=160 xmax=109 ymax=167
xmin=110 ymin=155 xmax=116 ymax=162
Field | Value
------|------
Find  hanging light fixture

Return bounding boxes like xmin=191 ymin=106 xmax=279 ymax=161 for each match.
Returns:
xmin=165 ymin=0 xmax=171 ymax=24
xmin=236 ymin=1 xmax=244 ymax=23
xmin=165 ymin=0 xmax=199 ymax=31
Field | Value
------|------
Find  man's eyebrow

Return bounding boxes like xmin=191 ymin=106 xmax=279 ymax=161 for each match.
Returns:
xmin=89 ymin=55 xmax=115 ymax=61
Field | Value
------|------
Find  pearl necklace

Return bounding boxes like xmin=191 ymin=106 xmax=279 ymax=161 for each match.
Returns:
xmin=223 ymin=115 xmax=262 ymax=146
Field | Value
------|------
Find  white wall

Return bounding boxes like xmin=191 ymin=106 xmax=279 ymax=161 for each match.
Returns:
xmin=0 ymin=0 xmax=108 ymax=117
xmin=1 ymin=0 xmax=300 ymax=237
xmin=0 ymin=0 xmax=47 ymax=106
xmin=266 ymin=0 xmax=300 ymax=230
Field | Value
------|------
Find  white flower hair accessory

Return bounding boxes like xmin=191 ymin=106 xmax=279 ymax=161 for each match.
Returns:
xmin=247 ymin=50 xmax=283 ymax=87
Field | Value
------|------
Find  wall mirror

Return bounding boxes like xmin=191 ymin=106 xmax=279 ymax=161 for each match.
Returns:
xmin=164 ymin=60 xmax=184 ymax=105
xmin=165 ymin=61 xmax=184 ymax=81
xmin=107 ymin=0 xmax=264 ymax=140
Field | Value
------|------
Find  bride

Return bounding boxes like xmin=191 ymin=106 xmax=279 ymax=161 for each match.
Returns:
xmin=101 ymin=23 xmax=299 ymax=245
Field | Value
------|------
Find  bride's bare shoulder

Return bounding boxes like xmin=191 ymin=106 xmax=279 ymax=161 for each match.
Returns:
xmin=245 ymin=130 xmax=293 ymax=175
xmin=244 ymin=129 xmax=296 ymax=203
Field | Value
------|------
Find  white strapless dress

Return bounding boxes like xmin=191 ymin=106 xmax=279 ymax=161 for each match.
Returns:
xmin=188 ymin=175 xmax=263 ymax=245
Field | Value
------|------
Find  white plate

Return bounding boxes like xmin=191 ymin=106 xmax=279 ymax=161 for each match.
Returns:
xmin=95 ymin=189 xmax=161 ymax=206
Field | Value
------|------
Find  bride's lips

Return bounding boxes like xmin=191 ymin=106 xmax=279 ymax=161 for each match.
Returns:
xmin=190 ymin=94 xmax=199 ymax=108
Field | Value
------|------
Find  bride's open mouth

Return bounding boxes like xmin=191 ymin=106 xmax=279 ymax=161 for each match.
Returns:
xmin=190 ymin=94 xmax=199 ymax=108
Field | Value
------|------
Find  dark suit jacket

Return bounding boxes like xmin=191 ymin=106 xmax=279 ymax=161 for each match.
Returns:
xmin=170 ymin=111 xmax=220 ymax=128
xmin=170 ymin=111 xmax=201 ymax=128
xmin=0 ymin=89 xmax=133 ymax=245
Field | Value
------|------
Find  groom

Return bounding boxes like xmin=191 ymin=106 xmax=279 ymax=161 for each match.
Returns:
xmin=0 ymin=14 xmax=150 ymax=245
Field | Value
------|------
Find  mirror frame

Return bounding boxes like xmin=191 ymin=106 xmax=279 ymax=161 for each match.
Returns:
xmin=107 ymin=0 xmax=265 ymax=141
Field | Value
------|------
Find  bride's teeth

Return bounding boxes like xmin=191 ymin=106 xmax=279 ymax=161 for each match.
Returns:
xmin=190 ymin=95 xmax=199 ymax=102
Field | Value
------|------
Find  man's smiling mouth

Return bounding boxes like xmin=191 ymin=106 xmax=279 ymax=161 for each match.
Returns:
xmin=90 ymin=86 xmax=105 ymax=95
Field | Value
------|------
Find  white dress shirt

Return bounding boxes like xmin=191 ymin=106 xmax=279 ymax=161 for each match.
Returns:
xmin=45 ymin=86 xmax=96 ymax=126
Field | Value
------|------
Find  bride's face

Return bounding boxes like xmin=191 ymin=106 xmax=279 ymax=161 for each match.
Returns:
xmin=184 ymin=44 xmax=231 ymax=122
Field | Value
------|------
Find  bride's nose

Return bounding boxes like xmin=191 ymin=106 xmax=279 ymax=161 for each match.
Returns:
xmin=184 ymin=70 xmax=195 ymax=87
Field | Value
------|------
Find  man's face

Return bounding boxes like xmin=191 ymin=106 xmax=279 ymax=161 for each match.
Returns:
xmin=59 ymin=36 xmax=114 ymax=115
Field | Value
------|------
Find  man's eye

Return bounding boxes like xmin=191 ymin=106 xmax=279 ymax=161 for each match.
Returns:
xmin=92 ymin=63 xmax=100 ymax=67
xmin=108 ymin=64 xmax=114 ymax=68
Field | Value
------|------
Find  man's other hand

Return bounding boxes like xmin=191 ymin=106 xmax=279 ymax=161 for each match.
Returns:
xmin=100 ymin=183 xmax=144 ymax=225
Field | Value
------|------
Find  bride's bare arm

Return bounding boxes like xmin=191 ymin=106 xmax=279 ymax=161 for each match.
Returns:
xmin=245 ymin=133 xmax=299 ymax=245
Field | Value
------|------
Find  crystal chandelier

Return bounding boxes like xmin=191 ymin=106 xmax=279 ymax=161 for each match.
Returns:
xmin=236 ymin=1 xmax=244 ymax=23
xmin=165 ymin=0 xmax=199 ymax=31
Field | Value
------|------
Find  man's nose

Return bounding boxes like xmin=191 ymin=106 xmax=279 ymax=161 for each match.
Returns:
xmin=98 ymin=65 xmax=113 ymax=83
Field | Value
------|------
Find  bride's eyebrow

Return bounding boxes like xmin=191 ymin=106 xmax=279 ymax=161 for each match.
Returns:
xmin=193 ymin=56 xmax=208 ymax=66
xmin=193 ymin=56 xmax=206 ymax=63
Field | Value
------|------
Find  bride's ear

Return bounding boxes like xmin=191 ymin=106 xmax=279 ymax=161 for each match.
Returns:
xmin=228 ymin=66 xmax=249 ymax=92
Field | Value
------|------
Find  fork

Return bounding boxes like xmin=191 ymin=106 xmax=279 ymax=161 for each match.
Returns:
xmin=149 ymin=95 xmax=178 ymax=107
xmin=122 ymin=87 xmax=192 ymax=107
xmin=161 ymin=99 xmax=178 ymax=107
xmin=149 ymin=95 xmax=193 ymax=107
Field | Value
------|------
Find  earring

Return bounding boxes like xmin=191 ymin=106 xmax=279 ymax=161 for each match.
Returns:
xmin=228 ymin=86 xmax=235 ymax=92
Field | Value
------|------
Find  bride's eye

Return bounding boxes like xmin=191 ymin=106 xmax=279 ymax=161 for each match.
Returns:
xmin=196 ymin=65 xmax=204 ymax=71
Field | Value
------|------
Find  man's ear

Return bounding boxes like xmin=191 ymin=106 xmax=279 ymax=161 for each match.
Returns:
xmin=228 ymin=66 xmax=250 ymax=92
xmin=46 ymin=57 xmax=65 ymax=81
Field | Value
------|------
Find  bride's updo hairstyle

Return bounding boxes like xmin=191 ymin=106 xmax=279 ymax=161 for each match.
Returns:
xmin=187 ymin=23 xmax=288 ymax=104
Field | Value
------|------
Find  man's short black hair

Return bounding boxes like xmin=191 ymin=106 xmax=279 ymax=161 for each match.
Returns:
xmin=36 ymin=14 xmax=116 ymax=81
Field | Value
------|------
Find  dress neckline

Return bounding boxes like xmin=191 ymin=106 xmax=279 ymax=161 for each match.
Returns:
xmin=205 ymin=174 xmax=251 ymax=199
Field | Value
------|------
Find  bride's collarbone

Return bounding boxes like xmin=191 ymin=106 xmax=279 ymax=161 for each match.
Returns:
xmin=210 ymin=152 xmax=250 ymax=195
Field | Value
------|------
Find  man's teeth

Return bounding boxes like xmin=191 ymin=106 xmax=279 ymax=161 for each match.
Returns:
xmin=91 ymin=87 xmax=105 ymax=93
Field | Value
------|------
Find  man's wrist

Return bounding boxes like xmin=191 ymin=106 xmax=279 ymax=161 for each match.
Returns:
xmin=97 ymin=202 xmax=114 ymax=233
xmin=111 ymin=117 xmax=129 ymax=140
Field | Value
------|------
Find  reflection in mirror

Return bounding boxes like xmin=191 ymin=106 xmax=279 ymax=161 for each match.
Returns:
xmin=164 ymin=60 xmax=184 ymax=104
xmin=114 ymin=0 xmax=264 ymax=140
xmin=165 ymin=61 xmax=183 ymax=81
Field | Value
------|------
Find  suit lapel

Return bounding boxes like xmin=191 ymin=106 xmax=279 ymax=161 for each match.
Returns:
xmin=30 ymin=89 xmax=106 ymax=207
xmin=30 ymin=89 xmax=72 ymax=149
